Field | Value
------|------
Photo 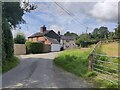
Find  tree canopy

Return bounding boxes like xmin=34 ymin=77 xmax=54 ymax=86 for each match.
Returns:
xmin=92 ymin=26 xmax=109 ymax=40
xmin=14 ymin=33 xmax=26 ymax=44
xmin=2 ymin=2 xmax=25 ymax=27
xmin=64 ymin=31 xmax=78 ymax=39
xmin=2 ymin=2 xmax=25 ymax=62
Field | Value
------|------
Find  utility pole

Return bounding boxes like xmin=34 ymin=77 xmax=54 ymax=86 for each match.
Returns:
xmin=86 ymin=27 xmax=88 ymax=34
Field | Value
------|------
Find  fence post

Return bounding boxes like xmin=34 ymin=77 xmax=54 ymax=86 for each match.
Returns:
xmin=88 ymin=53 xmax=93 ymax=71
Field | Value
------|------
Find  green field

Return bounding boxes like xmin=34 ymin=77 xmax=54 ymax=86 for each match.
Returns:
xmin=101 ymin=42 xmax=119 ymax=56
xmin=92 ymin=42 xmax=119 ymax=88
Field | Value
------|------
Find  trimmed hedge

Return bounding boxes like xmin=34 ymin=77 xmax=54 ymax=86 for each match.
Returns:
xmin=25 ymin=41 xmax=43 ymax=54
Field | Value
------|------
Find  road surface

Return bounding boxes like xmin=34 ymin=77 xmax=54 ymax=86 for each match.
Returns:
xmin=2 ymin=52 xmax=90 ymax=88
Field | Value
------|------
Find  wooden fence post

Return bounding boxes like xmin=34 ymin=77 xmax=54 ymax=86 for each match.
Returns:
xmin=88 ymin=54 xmax=93 ymax=71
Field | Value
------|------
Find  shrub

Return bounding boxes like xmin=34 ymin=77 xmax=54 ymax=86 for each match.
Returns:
xmin=25 ymin=41 xmax=43 ymax=54
xmin=14 ymin=33 xmax=26 ymax=44
xmin=30 ymin=42 xmax=43 ymax=54
xmin=25 ymin=41 xmax=31 ymax=54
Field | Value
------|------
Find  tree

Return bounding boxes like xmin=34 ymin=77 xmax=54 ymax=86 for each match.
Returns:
xmin=14 ymin=33 xmax=26 ymax=44
xmin=76 ymin=34 xmax=92 ymax=47
xmin=92 ymin=26 xmax=109 ymax=40
xmin=114 ymin=23 xmax=120 ymax=39
xmin=2 ymin=2 xmax=24 ymax=62
xmin=64 ymin=31 xmax=78 ymax=39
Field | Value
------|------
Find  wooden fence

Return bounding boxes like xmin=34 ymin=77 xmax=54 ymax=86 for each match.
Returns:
xmin=88 ymin=41 xmax=120 ymax=85
xmin=14 ymin=44 xmax=26 ymax=55
xmin=88 ymin=41 xmax=102 ymax=71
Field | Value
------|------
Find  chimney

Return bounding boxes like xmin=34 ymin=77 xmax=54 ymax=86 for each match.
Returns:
xmin=58 ymin=31 xmax=60 ymax=35
xmin=58 ymin=31 xmax=61 ymax=43
xmin=41 ymin=25 xmax=46 ymax=33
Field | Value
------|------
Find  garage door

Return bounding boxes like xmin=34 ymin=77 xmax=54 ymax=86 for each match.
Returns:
xmin=51 ymin=44 xmax=60 ymax=52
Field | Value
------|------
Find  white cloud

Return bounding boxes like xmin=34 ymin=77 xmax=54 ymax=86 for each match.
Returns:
xmin=90 ymin=0 xmax=118 ymax=22
xmin=20 ymin=1 xmax=118 ymax=37
xmin=49 ymin=25 xmax=64 ymax=34
xmin=12 ymin=29 xmax=31 ymax=39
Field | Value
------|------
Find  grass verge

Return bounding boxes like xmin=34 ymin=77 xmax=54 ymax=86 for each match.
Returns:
xmin=54 ymin=49 xmax=91 ymax=77
xmin=91 ymin=42 xmax=119 ymax=88
xmin=2 ymin=56 xmax=19 ymax=73
xmin=54 ymin=43 xmax=119 ymax=88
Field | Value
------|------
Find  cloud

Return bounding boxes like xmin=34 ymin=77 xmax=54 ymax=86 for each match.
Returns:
xmin=12 ymin=28 xmax=31 ymax=39
xmin=49 ymin=25 xmax=64 ymax=34
xmin=20 ymin=1 xmax=118 ymax=37
xmin=90 ymin=0 xmax=118 ymax=22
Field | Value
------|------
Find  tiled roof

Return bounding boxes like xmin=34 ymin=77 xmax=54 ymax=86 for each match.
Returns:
xmin=60 ymin=35 xmax=75 ymax=40
xmin=46 ymin=37 xmax=59 ymax=44
xmin=28 ymin=30 xmax=50 ymax=38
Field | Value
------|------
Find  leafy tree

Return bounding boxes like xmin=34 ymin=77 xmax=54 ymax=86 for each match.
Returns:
xmin=2 ymin=2 xmax=24 ymax=62
xmin=64 ymin=31 xmax=78 ymax=39
xmin=108 ymin=32 xmax=115 ymax=40
xmin=14 ymin=33 xmax=26 ymax=44
xmin=76 ymin=34 xmax=91 ymax=47
xmin=92 ymin=26 xmax=109 ymax=40
xmin=114 ymin=23 xmax=120 ymax=39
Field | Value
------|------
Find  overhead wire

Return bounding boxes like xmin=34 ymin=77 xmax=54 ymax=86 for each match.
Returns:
xmin=54 ymin=2 xmax=93 ymax=32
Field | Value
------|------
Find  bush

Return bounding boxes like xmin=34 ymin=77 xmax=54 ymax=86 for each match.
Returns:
xmin=25 ymin=41 xmax=43 ymax=54
xmin=25 ymin=41 xmax=31 ymax=54
xmin=14 ymin=33 xmax=26 ymax=44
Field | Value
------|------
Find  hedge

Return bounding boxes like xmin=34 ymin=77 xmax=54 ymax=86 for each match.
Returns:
xmin=2 ymin=18 xmax=14 ymax=63
xmin=25 ymin=41 xmax=43 ymax=54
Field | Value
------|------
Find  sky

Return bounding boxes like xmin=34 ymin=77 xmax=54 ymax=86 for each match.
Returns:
xmin=12 ymin=0 xmax=119 ymax=38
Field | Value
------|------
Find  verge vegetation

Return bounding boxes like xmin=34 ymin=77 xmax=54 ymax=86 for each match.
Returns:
xmin=54 ymin=42 xmax=119 ymax=88
xmin=2 ymin=56 xmax=19 ymax=73
xmin=54 ymin=48 xmax=92 ymax=77
xmin=25 ymin=41 xmax=43 ymax=54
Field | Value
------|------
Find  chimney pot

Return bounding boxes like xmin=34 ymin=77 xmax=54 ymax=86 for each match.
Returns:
xmin=41 ymin=25 xmax=46 ymax=33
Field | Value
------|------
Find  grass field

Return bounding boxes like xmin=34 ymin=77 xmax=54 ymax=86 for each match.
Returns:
xmin=101 ymin=42 xmax=119 ymax=56
xmin=92 ymin=41 xmax=119 ymax=88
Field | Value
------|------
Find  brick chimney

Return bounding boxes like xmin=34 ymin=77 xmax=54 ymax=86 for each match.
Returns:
xmin=41 ymin=25 xmax=46 ymax=33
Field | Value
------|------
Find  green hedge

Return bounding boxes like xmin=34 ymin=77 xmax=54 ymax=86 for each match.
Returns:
xmin=25 ymin=41 xmax=43 ymax=54
xmin=2 ymin=18 xmax=14 ymax=63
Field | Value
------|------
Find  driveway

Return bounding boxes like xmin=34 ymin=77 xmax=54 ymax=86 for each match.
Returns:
xmin=2 ymin=52 xmax=90 ymax=88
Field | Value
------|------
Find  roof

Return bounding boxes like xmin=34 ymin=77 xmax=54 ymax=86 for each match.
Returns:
xmin=60 ymin=35 xmax=75 ymax=40
xmin=46 ymin=37 xmax=59 ymax=44
xmin=28 ymin=30 xmax=50 ymax=38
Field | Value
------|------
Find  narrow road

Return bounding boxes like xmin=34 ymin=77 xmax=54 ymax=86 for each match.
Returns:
xmin=2 ymin=52 xmax=90 ymax=88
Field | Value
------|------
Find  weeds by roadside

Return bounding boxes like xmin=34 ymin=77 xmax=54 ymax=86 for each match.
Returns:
xmin=2 ymin=56 xmax=19 ymax=73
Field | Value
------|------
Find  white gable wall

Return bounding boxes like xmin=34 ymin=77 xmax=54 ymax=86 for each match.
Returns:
xmin=51 ymin=44 xmax=61 ymax=52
